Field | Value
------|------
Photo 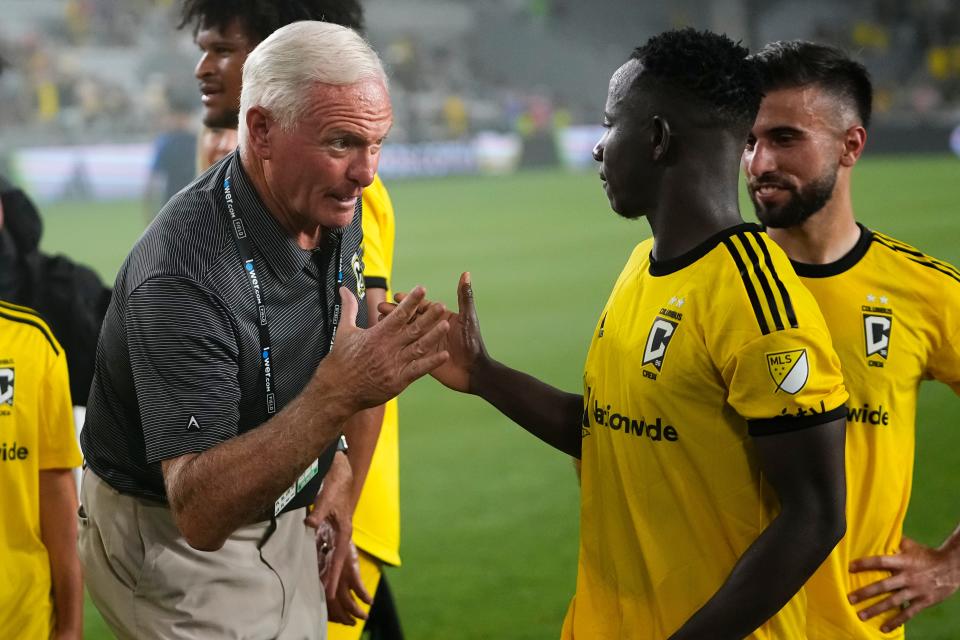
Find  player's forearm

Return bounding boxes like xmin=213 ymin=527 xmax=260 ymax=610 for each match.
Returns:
xmin=471 ymin=358 xmax=583 ymax=458
xmin=342 ymin=405 xmax=385 ymax=509
xmin=164 ymin=364 xmax=357 ymax=550
xmin=668 ymin=502 xmax=844 ymax=640
xmin=39 ymin=470 xmax=83 ymax=639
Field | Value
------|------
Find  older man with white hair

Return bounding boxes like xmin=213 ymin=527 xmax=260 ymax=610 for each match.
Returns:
xmin=78 ymin=22 xmax=449 ymax=639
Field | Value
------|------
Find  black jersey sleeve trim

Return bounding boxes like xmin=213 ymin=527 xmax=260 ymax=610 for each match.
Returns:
xmin=365 ymin=276 xmax=388 ymax=291
xmin=723 ymin=237 xmax=771 ymax=335
xmin=737 ymin=233 xmax=785 ymax=332
xmin=0 ymin=309 xmax=60 ymax=356
xmin=748 ymin=404 xmax=847 ymax=437
xmin=752 ymin=231 xmax=799 ymax=328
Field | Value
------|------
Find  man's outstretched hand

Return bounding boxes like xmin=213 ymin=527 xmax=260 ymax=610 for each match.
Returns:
xmin=322 ymin=285 xmax=450 ymax=412
xmin=378 ymin=273 xmax=490 ymax=394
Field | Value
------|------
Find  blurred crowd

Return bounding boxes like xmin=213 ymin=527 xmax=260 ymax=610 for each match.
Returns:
xmin=0 ymin=0 xmax=958 ymax=149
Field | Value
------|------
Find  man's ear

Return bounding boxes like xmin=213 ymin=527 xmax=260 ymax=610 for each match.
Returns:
xmin=840 ymin=125 xmax=867 ymax=168
xmin=652 ymin=115 xmax=672 ymax=162
xmin=245 ymin=106 xmax=276 ymax=160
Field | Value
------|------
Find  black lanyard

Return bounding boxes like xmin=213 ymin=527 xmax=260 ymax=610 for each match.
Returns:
xmin=223 ymin=172 xmax=343 ymax=416
xmin=223 ymin=172 xmax=346 ymax=516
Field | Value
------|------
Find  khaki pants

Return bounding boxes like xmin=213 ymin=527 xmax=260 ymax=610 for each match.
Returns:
xmin=79 ymin=467 xmax=326 ymax=639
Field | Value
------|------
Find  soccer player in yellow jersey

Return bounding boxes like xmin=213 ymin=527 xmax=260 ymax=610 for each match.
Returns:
xmin=391 ymin=29 xmax=848 ymax=638
xmin=0 ymin=301 xmax=83 ymax=639
xmin=328 ymin=175 xmax=406 ymax=639
xmin=181 ymin=2 xmax=405 ymax=633
xmin=744 ymin=41 xmax=960 ymax=638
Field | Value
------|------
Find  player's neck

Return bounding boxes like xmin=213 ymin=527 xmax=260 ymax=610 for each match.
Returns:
xmin=649 ymin=167 xmax=744 ymax=262
xmin=239 ymin=147 xmax=323 ymax=250
xmin=766 ymin=191 xmax=859 ymax=266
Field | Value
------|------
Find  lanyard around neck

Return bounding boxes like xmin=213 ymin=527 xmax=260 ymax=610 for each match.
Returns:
xmin=222 ymin=172 xmax=344 ymax=416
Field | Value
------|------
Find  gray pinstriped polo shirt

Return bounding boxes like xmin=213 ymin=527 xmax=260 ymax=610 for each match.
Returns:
xmin=81 ymin=150 xmax=365 ymax=513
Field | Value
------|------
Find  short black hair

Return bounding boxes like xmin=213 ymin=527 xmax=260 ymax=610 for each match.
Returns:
xmin=750 ymin=40 xmax=872 ymax=128
xmin=178 ymin=0 xmax=365 ymax=42
xmin=630 ymin=28 xmax=762 ymax=134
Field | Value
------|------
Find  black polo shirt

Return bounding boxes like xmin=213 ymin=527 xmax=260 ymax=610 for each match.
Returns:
xmin=81 ymin=151 xmax=365 ymax=513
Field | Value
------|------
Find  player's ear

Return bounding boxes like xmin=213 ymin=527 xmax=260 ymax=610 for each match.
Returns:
xmin=651 ymin=115 xmax=672 ymax=163
xmin=839 ymin=125 xmax=866 ymax=167
xmin=244 ymin=106 xmax=276 ymax=160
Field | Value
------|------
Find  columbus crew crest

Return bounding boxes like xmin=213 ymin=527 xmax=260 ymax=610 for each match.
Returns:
xmin=351 ymin=252 xmax=366 ymax=299
xmin=0 ymin=367 xmax=13 ymax=406
xmin=642 ymin=304 xmax=683 ymax=379
xmin=766 ymin=349 xmax=808 ymax=394
xmin=862 ymin=295 xmax=893 ymax=368
xmin=863 ymin=314 xmax=892 ymax=359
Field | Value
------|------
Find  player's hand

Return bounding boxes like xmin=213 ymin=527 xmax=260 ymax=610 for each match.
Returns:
xmin=321 ymin=286 xmax=450 ymax=413
xmin=378 ymin=273 xmax=489 ymax=394
xmin=848 ymin=536 xmax=960 ymax=632
xmin=326 ymin=541 xmax=372 ymax=625
xmin=305 ymin=452 xmax=354 ymax=608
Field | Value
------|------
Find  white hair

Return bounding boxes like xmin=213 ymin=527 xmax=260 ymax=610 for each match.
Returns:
xmin=237 ymin=21 xmax=387 ymax=147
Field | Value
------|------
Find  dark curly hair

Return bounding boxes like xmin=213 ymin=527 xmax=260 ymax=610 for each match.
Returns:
xmin=749 ymin=41 xmax=872 ymax=128
xmin=630 ymin=28 xmax=761 ymax=134
xmin=178 ymin=0 xmax=365 ymax=42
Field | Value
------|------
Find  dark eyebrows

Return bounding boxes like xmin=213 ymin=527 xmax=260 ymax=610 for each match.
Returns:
xmin=766 ymin=125 xmax=805 ymax=137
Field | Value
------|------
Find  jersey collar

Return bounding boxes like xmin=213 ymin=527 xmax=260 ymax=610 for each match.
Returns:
xmin=649 ymin=222 xmax=760 ymax=276
xmin=789 ymin=223 xmax=872 ymax=278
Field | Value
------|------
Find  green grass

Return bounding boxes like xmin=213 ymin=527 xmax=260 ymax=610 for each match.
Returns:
xmin=39 ymin=156 xmax=959 ymax=638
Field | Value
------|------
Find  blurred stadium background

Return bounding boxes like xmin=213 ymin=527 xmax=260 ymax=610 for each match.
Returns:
xmin=2 ymin=1 xmax=958 ymax=638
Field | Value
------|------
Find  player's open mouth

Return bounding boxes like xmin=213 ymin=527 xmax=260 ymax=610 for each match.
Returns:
xmin=752 ymin=183 xmax=791 ymax=202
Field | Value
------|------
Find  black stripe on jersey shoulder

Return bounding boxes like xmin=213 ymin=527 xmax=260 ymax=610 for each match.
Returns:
xmin=871 ymin=233 xmax=960 ymax=285
xmin=750 ymin=231 xmax=798 ymax=328
xmin=0 ymin=308 xmax=60 ymax=355
xmin=748 ymin=404 xmax=847 ymax=437
xmin=365 ymin=276 xmax=388 ymax=291
xmin=649 ymin=222 xmax=759 ymax=276
xmin=723 ymin=236 xmax=770 ymax=335
xmin=736 ymin=232 xmax=786 ymax=331
xmin=791 ymin=224 xmax=873 ymax=278
xmin=0 ymin=299 xmax=42 ymax=317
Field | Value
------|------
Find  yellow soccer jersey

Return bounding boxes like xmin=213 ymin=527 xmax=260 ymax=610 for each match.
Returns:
xmin=353 ymin=174 xmax=401 ymax=566
xmin=0 ymin=302 xmax=82 ymax=638
xmin=797 ymin=227 xmax=960 ymax=640
xmin=562 ymin=224 xmax=848 ymax=640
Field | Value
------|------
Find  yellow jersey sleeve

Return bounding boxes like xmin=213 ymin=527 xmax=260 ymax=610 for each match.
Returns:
xmin=715 ymin=232 xmax=848 ymax=434
xmin=723 ymin=328 xmax=848 ymax=433
xmin=925 ymin=261 xmax=960 ymax=394
xmin=361 ymin=174 xmax=395 ymax=291
xmin=38 ymin=330 xmax=82 ymax=469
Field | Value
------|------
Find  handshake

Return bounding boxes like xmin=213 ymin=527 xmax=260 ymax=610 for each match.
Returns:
xmin=322 ymin=272 xmax=487 ymax=411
